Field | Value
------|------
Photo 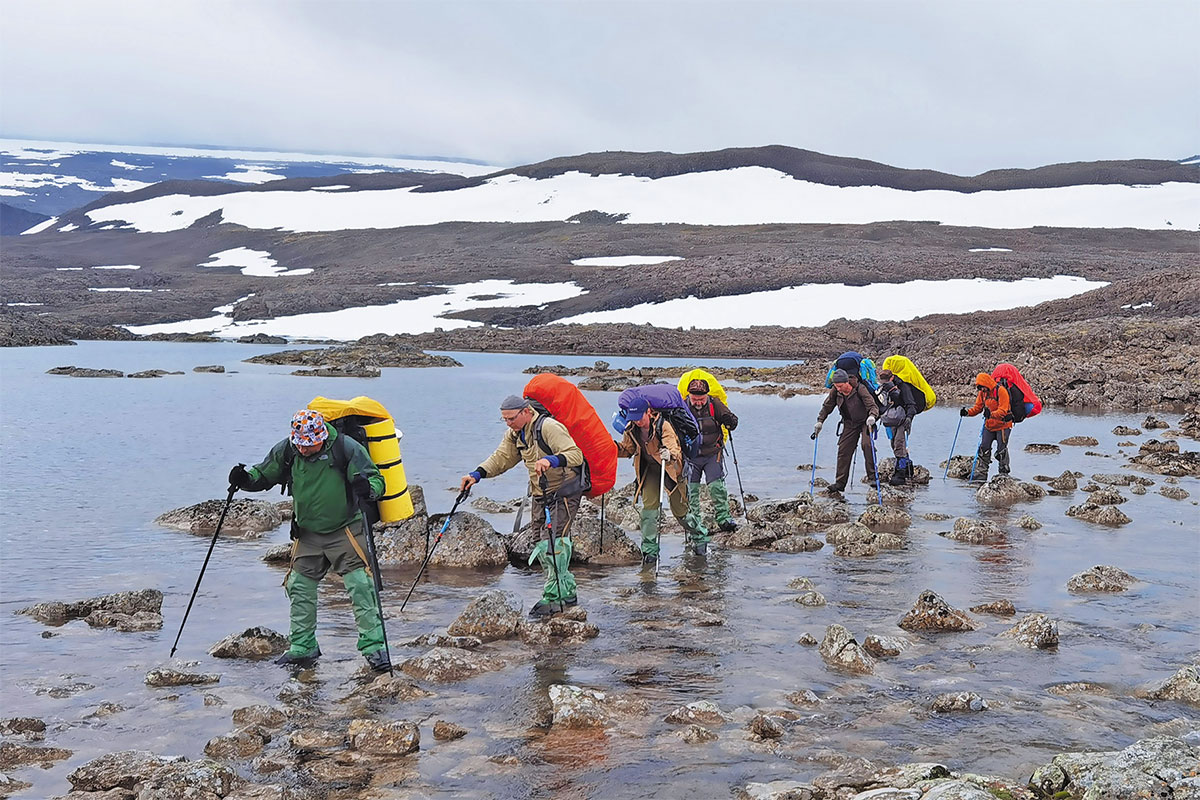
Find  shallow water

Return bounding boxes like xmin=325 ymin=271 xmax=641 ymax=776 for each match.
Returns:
xmin=1 ymin=341 xmax=1197 ymax=798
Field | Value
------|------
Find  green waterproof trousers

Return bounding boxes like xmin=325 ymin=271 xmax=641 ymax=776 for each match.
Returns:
xmin=685 ymin=479 xmax=732 ymax=537
xmin=283 ymin=567 xmax=385 ymax=657
xmin=639 ymin=460 xmax=703 ymax=557
xmin=529 ymin=537 xmax=577 ymax=603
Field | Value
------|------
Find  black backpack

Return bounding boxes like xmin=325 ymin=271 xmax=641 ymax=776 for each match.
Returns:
xmin=520 ymin=401 xmax=591 ymax=497
xmin=994 ymin=378 xmax=1028 ymax=423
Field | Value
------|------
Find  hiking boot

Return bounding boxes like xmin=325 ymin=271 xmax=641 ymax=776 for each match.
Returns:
xmin=563 ymin=596 xmax=578 ymax=607
xmin=274 ymin=647 xmax=321 ymax=669
xmin=889 ymin=471 xmax=907 ymax=486
xmin=718 ymin=520 xmax=738 ymax=533
xmin=529 ymin=600 xmax=565 ymax=618
xmin=690 ymin=540 xmax=708 ymax=556
xmin=999 ymin=466 xmax=1011 ymax=475
xmin=363 ymin=649 xmax=391 ymax=673
xmin=641 ymin=553 xmax=658 ymax=568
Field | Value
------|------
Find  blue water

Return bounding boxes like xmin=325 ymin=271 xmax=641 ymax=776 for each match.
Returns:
xmin=0 ymin=341 xmax=1197 ymax=798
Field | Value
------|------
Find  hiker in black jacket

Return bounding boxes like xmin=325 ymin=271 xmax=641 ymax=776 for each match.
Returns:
xmin=812 ymin=369 xmax=879 ymax=496
xmin=878 ymin=368 xmax=918 ymax=485
xmin=682 ymin=379 xmax=739 ymax=550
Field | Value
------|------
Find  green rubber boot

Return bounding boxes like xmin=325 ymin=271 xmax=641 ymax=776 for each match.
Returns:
xmin=283 ymin=572 xmax=319 ymax=657
xmin=709 ymin=478 xmax=733 ymax=530
xmin=685 ymin=482 xmax=707 ymax=539
xmin=341 ymin=568 xmax=386 ymax=656
xmin=639 ymin=507 xmax=660 ymax=558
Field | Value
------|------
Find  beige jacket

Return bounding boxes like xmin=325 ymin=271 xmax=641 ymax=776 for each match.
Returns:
xmin=616 ymin=411 xmax=686 ymax=502
xmin=477 ymin=411 xmax=584 ymax=497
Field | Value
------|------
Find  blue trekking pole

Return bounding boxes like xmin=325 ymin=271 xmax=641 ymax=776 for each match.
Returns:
xmin=943 ymin=415 xmax=963 ymax=479
xmin=400 ymin=487 xmax=470 ymax=612
xmin=968 ymin=423 xmax=986 ymax=482
xmin=808 ymin=433 xmax=819 ymax=497
xmin=869 ymin=426 xmax=883 ymax=506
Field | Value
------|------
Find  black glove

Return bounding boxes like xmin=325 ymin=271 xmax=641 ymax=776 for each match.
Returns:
xmin=1002 ymin=412 xmax=1014 ymax=423
xmin=959 ymin=408 xmax=969 ymax=417
xmin=350 ymin=475 xmax=374 ymax=502
xmin=228 ymin=464 xmax=250 ymax=490
xmin=983 ymin=408 xmax=991 ymax=419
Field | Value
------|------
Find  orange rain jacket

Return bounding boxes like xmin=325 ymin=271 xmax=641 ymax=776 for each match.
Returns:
xmin=966 ymin=372 xmax=1013 ymax=431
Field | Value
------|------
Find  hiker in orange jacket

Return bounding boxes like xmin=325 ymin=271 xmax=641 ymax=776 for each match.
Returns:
xmin=961 ymin=372 xmax=1013 ymax=477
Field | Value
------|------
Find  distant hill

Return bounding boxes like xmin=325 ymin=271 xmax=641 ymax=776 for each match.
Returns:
xmin=0 ymin=202 xmax=49 ymax=236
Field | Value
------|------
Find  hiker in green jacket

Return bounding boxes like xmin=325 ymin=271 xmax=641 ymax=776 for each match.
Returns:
xmin=229 ymin=409 xmax=389 ymax=671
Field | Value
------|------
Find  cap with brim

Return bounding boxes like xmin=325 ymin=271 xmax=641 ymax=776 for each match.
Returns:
xmin=611 ymin=405 xmax=648 ymax=435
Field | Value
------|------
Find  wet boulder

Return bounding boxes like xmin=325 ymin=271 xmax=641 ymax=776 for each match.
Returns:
xmin=1112 ymin=425 xmax=1142 ymax=436
xmin=899 ymin=590 xmax=978 ymax=632
xmin=446 ymin=590 xmax=523 ymax=642
xmin=715 ymin=520 xmax=790 ymax=550
xmin=864 ymin=484 xmax=913 ymax=507
xmin=84 ymin=609 xmax=164 ymax=632
xmin=1015 ymin=515 xmax=1043 ymax=530
xmin=548 ymin=685 xmax=624 ymax=729
xmin=347 ymin=718 xmax=419 ymax=756
xmin=1023 ymin=443 xmax=1061 ymax=455
xmin=0 ymin=741 xmax=72 ymax=769
xmin=975 ymin=475 xmax=1045 ymax=506
xmin=518 ymin=608 xmax=599 ymax=645
xmin=19 ymin=588 xmax=163 ymax=627
xmin=1001 ymin=613 xmax=1059 ymax=649
xmin=1067 ymin=565 xmax=1137 ymax=593
xmin=1029 ymin=736 xmax=1198 ymax=800
xmin=403 ymin=632 xmax=482 ymax=649
xmin=398 ymin=647 xmax=506 ymax=683
xmin=970 ymin=599 xmax=1016 ymax=617
xmin=931 ymin=692 xmax=988 ymax=713
xmin=204 ymin=727 xmax=269 ymax=760
xmin=375 ymin=511 xmax=508 ymax=568
xmin=0 ymin=717 xmax=46 ymax=740
xmin=209 ymin=627 xmax=289 ymax=660
xmin=748 ymin=713 xmax=786 ymax=740
xmin=340 ymin=673 xmax=435 ymax=704
xmin=66 ymin=750 xmax=184 ymax=792
xmin=193 ymin=364 xmax=226 ymax=373
xmin=677 ymin=724 xmax=719 ymax=744
xmin=664 ymin=700 xmax=728 ymax=726
xmin=940 ymin=455 xmax=976 ymax=478
xmin=1159 ymin=486 xmax=1190 ymax=500
xmin=46 ymin=365 xmax=124 ymax=378
xmin=470 ymin=496 xmax=519 ymax=514
xmin=145 ymin=667 xmax=220 ymax=687
xmin=863 ymin=635 xmax=907 ymax=658
xmin=943 ymin=518 xmax=1004 ymax=545
xmin=156 ymin=498 xmax=283 ymax=538
xmin=1143 ymin=415 xmax=1171 ymax=429
xmin=507 ymin=501 xmax=641 ymax=566
xmin=819 ymin=624 xmax=875 ymax=675
xmin=826 ymin=521 xmax=902 ymax=557
xmin=857 ymin=505 xmax=911 ymax=532
xmin=1059 ymin=435 xmax=1099 ymax=447
xmin=261 ymin=544 xmax=291 ymax=564
xmin=1066 ymin=502 xmax=1131 ymax=526
xmin=433 ymin=720 xmax=468 ymax=741
xmin=795 ymin=591 xmax=826 ymax=607
xmin=734 ymin=780 xmax=820 ymax=800
xmin=1149 ymin=664 xmax=1200 ymax=706
xmin=231 ymin=706 xmax=288 ymax=729
xmin=1130 ymin=440 xmax=1200 ymax=477
xmin=1086 ymin=487 xmax=1127 ymax=505
xmin=771 ymin=535 xmax=825 ymax=553
xmin=872 ymin=458 xmax=932 ymax=485
xmin=1048 ymin=470 xmax=1078 ymax=491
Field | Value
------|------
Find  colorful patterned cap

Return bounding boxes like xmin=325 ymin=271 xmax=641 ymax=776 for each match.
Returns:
xmin=290 ymin=409 xmax=328 ymax=447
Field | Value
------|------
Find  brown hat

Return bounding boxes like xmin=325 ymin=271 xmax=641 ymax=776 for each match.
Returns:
xmin=687 ymin=378 xmax=709 ymax=395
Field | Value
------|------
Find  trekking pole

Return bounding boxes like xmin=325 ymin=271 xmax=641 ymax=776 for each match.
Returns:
xmin=943 ymin=415 xmax=963 ymax=480
xmin=968 ymin=423 xmax=986 ymax=482
xmin=599 ymin=493 xmax=605 ymax=554
xmin=538 ymin=475 xmax=567 ymax=609
xmin=657 ymin=452 xmax=666 ymax=576
xmin=512 ymin=487 xmax=530 ymax=534
xmin=170 ymin=484 xmax=236 ymax=658
xmin=727 ymin=431 xmax=749 ymax=520
xmin=357 ymin=496 xmax=393 ymax=676
xmin=399 ymin=487 xmax=470 ymax=612
xmin=808 ymin=433 xmax=819 ymax=497
xmin=868 ymin=427 xmax=883 ymax=507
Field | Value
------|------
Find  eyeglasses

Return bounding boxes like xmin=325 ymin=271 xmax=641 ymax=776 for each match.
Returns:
xmin=501 ymin=410 xmax=526 ymax=423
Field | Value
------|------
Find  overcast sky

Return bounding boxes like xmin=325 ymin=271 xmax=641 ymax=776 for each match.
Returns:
xmin=2 ymin=0 xmax=1196 ymax=173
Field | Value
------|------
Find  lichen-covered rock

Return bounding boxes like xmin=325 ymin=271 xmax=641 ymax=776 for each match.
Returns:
xmin=819 ymin=624 xmax=875 ymax=675
xmin=1001 ymin=613 xmax=1059 ymax=649
xmin=0 ymin=741 xmax=72 ymax=769
xmin=1066 ymin=502 xmax=1132 ymax=526
xmin=145 ymin=668 xmax=220 ymax=687
xmin=857 ymin=505 xmax=911 ymax=532
xmin=1149 ymin=664 xmax=1200 ymax=706
xmin=84 ymin=610 xmax=164 ymax=632
xmin=67 ymin=750 xmax=183 ymax=791
xmin=1016 ymin=515 xmax=1043 ymax=530
xmin=1159 ymin=486 xmax=1190 ymax=500
xmin=899 ymin=590 xmax=977 ymax=632
xmin=1086 ymin=488 xmax=1127 ymax=505
xmin=748 ymin=713 xmax=785 ymax=740
xmin=677 ymin=724 xmax=719 ymax=744
xmin=548 ymin=685 xmax=612 ymax=729
xmin=1024 ymin=443 xmax=1061 ymax=454
xmin=665 ymin=700 xmax=728 ymax=726
xmin=398 ymin=647 xmax=505 ymax=683
xmin=156 ymin=499 xmax=282 ymax=538
xmin=975 ymin=475 xmax=1041 ymax=506
xmin=1067 ymin=565 xmax=1137 ymax=593
xmin=1130 ymin=439 xmax=1200 ymax=477
xmin=209 ymin=627 xmax=288 ymax=659
xmin=944 ymin=518 xmax=1004 ymax=545
xmin=1143 ymin=415 xmax=1171 ymax=429
xmin=446 ymin=590 xmax=523 ymax=642
xmin=863 ymin=635 xmax=907 ymax=658
xmin=347 ymin=718 xmax=419 ymax=756
xmin=376 ymin=510 xmax=508 ymax=567
xmin=1029 ymin=736 xmax=1198 ymax=800
xmin=1112 ymin=425 xmax=1142 ymax=436
xmin=19 ymin=589 xmax=163 ymax=627
xmin=1060 ymin=436 xmax=1099 ymax=446
xmin=970 ymin=599 xmax=1016 ymax=616
xmin=931 ymin=692 xmax=988 ymax=713
xmin=231 ymin=706 xmax=288 ymax=729
xmin=795 ymin=591 xmax=826 ymax=607
xmin=204 ymin=727 xmax=268 ymax=760
xmin=1048 ymin=470 xmax=1078 ymax=491
xmin=771 ymin=535 xmax=824 ymax=553
xmin=433 ymin=720 xmax=468 ymax=741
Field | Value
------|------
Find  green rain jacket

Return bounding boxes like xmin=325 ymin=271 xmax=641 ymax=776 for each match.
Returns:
xmin=245 ymin=424 xmax=384 ymax=534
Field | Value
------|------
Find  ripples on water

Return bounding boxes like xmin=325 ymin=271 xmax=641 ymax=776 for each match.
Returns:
xmin=1 ymin=342 xmax=1197 ymax=798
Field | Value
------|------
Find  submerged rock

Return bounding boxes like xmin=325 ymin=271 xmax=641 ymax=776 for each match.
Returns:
xmin=1001 ymin=613 xmax=1059 ymax=649
xmin=735 ymin=780 xmax=819 ymax=800
xmin=1143 ymin=415 xmax=1171 ymax=429
xmin=433 ymin=720 xmax=468 ymax=741
xmin=748 ymin=713 xmax=786 ymax=740
xmin=46 ymin=365 xmax=124 ymax=378
xmin=398 ymin=647 xmax=505 ymax=683
xmin=1015 ymin=515 xmax=1043 ymax=530
xmin=84 ymin=609 xmax=164 ymax=632
xmin=771 ymin=534 xmax=825 ymax=553
xmin=944 ymin=518 xmax=1004 ymax=545
xmin=1159 ymin=486 xmax=1191 ymax=500
xmin=1067 ymin=565 xmax=1137 ymax=593
xmin=156 ymin=499 xmax=283 ymax=538
xmin=899 ymin=590 xmax=977 ymax=632
xmin=1059 ymin=435 xmax=1099 ymax=446
xmin=347 ymin=718 xmax=419 ymax=756
xmin=970 ymin=599 xmax=1016 ymax=617
xmin=677 ymin=724 xmax=719 ymax=744
xmin=1066 ymin=502 xmax=1132 ymax=526
xmin=0 ymin=741 xmax=72 ymax=769
xmin=931 ymin=692 xmax=988 ymax=713
xmin=863 ymin=635 xmax=907 ymax=658
xmin=548 ymin=685 xmax=612 ymax=729
xmin=1024 ymin=443 xmax=1061 ymax=454
xmin=1149 ymin=664 xmax=1200 ymax=706
xmin=857 ymin=505 xmax=911 ymax=532
xmin=231 ymin=706 xmax=288 ymax=729
xmin=1130 ymin=439 xmax=1200 ymax=477
xmin=518 ymin=611 xmax=599 ymax=645
xmin=819 ymin=624 xmax=875 ymax=675
xmin=1112 ymin=425 xmax=1142 ymax=436
xmin=974 ymin=475 xmax=1045 ymax=506
xmin=145 ymin=668 xmax=220 ymax=687
xmin=1029 ymin=735 xmax=1198 ymax=799
xmin=1048 ymin=470 xmax=1078 ymax=491
xmin=19 ymin=588 xmax=162 ymax=627
xmin=826 ymin=521 xmax=903 ymax=557
xmin=204 ymin=727 xmax=268 ymax=760
xmin=446 ymin=590 xmax=523 ymax=642
xmin=664 ymin=700 xmax=728 ymax=726
xmin=795 ymin=591 xmax=827 ymax=607
xmin=209 ymin=627 xmax=289 ymax=660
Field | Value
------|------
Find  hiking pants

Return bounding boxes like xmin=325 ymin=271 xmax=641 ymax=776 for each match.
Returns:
xmin=639 ymin=458 xmax=702 ymax=556
xmin=529 ymin=492 xmax=579 ymax=603
xmin=685 ymin=452 xmax=732 ymax=532
xmin=834 ymin=421 xmax=875 ymax=491
xmin=283 ymin=516 xmax=385 ymax=657
xmin=890 ymin=418 xmax=912 ymax=460
xmin=977 ymin=428 xmax=1011 ymax=475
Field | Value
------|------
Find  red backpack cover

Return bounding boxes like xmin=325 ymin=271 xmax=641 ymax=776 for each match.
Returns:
xmin=524 ymin=373 xmax=618 ymax=497
xmin=991 ymin=363 xmax=1043 ymax=420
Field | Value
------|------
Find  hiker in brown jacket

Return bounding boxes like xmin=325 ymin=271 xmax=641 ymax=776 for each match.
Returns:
xmin=812 ymin=368 xmax=879 ymax=495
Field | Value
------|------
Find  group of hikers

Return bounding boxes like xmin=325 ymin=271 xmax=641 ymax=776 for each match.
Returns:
xmin=222 ymin=354 xmax=1039 ymax=672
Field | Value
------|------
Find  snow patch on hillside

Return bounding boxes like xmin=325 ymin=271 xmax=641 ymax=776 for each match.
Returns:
xmin=127 ymin=280 xmax=586 ymax=339
xmin=571 ymin=255 xmax=684 ymax=267
xmin=83 ymin=167 xmax=1200 ymax=233
xmin=554 ymin=275 xmax=1108 ymax=329
xmin=93 ymin=264 xmax=140 ymax=270
xmin=201 ymin=247 xmax=313 ymax=277
xmin=20 ymin=217 xmax=57 ymax=235
xmin=206 ymin=166 xmax=287 ymax=184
